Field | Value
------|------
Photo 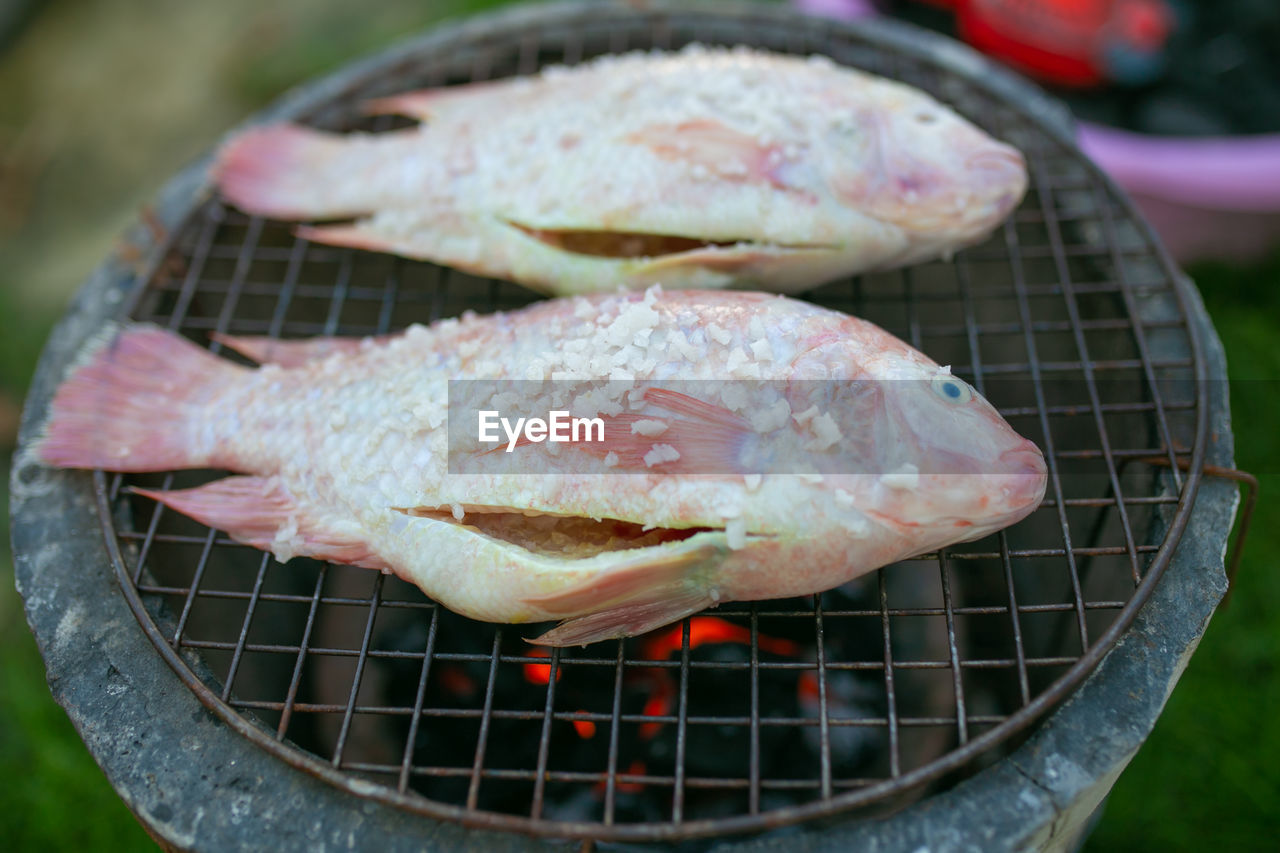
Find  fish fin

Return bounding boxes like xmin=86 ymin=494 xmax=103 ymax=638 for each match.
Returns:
xmin=363 ymin=90 xmax=442 ymax=120
xmin=37 ymin=324 xmax=243 ymax=472
xmin=529 ymin=591 xmax=716 ymax=647
xmin=525 ymin=545 xmax=720 ymax=646
xmin=133 ymin=477 xmax=388 ymax=570
xmin=363 ymin=79 xmax=511 ymax=120
xmin=496 ymin=387 xmax=752 ymax=472
xmin=523 ymin=546 xmax=714 ymax=616
xmin=625 ymin=119 xmax=785 ymax=187
xmin=590 ymin=418 xmax=745 ymax=473
xmin=641 ymin=246 xmax=778 ymax=274
xmin=295 ymin=208 xmax=492 ymax=272
xmin=213 ymin=123 xmax=417 ymax=220
xmin=293 ymin=222 xmax=403 ymax=255
xmin=588 ymin=388 xmax=751 ymax=472
xmin=211 ymin=333 xmax=376 ymax=367
xmin=636 ymin=245 xmax=845 ymax=292
xmin=643 ymin=387 xmax=752 ymax=430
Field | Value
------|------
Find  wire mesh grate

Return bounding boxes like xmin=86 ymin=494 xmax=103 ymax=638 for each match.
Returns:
xmin=96 ymin=3 xmax=1206 ymax=843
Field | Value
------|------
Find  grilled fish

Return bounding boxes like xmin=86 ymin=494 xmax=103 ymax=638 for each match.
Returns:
xmin=215 ymin=45 xmax=1027 ymax=295
xmin=38 ymin=289 xmax=1045 ymax=645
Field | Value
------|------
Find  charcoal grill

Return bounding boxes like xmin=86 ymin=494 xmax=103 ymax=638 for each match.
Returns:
xmin=10 ymin=1 xmax=1243 ymax=850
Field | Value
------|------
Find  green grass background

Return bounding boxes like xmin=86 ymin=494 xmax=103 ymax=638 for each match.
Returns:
xmin=1 ymin=1 xmax=1276 ymax=848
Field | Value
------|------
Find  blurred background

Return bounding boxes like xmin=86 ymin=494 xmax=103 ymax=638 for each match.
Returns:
xmin=1 ymin=0 xmax=1275 ymax=848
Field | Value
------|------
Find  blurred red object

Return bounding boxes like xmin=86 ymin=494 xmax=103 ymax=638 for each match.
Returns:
xmin=905 ymin=0 xmax=1174 ymax=88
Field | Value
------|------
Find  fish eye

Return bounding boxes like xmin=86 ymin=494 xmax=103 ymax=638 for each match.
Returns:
xmin=931 ymin=374 xmax=972 ymax=404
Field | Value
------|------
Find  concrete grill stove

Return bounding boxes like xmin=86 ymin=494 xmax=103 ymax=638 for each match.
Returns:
xmin=9 ymin=2 xmax=1242 ymax=850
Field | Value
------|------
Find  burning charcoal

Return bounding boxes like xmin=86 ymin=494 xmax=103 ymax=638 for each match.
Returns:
xmin=798 ymin=670 xmax=885 ymax=772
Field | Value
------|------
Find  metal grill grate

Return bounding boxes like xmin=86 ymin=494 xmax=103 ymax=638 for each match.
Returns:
xmin=95 ymin=2 xmax=1205 ymax=843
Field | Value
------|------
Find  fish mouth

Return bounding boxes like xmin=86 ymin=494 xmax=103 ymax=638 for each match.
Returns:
xmin=396 ymin=505 xmax=742 ymax=560
xmin=997 ymin=444 xmax=1048 ymax=511
xmin=964 ymin=147 xmax=1026 ymax=187
xmin=963 ymin=147 xmax=1028 ymax=214
xmin=506 ymin=221 xmax=837 ymax=259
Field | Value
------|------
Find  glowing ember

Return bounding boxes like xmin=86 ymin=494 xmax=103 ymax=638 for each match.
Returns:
xmin=639 ymin=677 xmax=675 ymax=741
xmin=522 ymin=647 xmax=561 ymax=685
xmin=641 ymin=616 xmax=802 ymax=660
xmin=797 ymin=670 xmax=820 ymax=702
xmin=590 ymin=758 xmax=648 ymax=797
xmin=437 ymin=665 xmax=478 ymax=697
xmin=618 ymin=759 xmax=647 ymax=794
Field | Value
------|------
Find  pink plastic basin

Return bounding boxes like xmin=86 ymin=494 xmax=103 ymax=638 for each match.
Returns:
xmin=1077 ymin=123 xmax=1280 ymax=263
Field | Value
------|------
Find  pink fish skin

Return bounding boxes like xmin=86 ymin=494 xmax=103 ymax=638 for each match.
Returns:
xmin=213 ymin=45 xmax=1026 ymax=295
xmin=38 ymin=289 xmax=1045 ymax=645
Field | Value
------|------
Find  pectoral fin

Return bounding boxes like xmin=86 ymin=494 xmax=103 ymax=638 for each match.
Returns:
xmin=575 ymin=388 xmax=753 ymax=473
xmin=529 ymin=590 xmax=716 ymax=647
xmin=626 ymin=118 xmax=785 ymax=187
xmin=524 ymin=544 xmax=721 ymax=646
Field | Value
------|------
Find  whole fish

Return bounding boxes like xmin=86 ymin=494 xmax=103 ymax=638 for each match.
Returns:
xmin=38 ymin=289 xmax=1045 ymax=645
xmin=214 ymin=45 xmax=1027 ymax=295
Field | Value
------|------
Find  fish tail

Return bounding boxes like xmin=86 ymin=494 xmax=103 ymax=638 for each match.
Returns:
xmin=37 ymin=324 xmax=245 ymax=472
xmin=213 ymin=123 xmax=408 ymax=221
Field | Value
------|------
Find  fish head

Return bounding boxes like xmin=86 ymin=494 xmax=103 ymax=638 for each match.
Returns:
xmin=831 ymin=92 xmax=1027 ymax=255
xmin=787 ymin=322 xmax=1047 ymax=539
xmin=879 ymin=366 xmax=1046 ymax=533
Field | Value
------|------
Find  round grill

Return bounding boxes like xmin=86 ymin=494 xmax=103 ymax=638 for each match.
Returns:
xmin=75 ymin=1 xmax=1206 ymax=843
